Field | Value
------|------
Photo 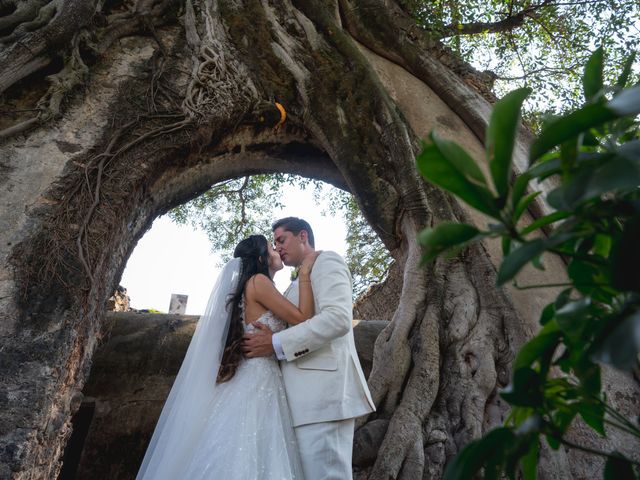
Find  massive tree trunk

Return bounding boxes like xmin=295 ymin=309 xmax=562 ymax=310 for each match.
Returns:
xmin=1 ymin=1 xmax=637 ymax=479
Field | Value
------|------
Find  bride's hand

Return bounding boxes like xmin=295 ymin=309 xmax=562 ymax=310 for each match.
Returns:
xmin=299 ymin=251 xmax=321 ymax=277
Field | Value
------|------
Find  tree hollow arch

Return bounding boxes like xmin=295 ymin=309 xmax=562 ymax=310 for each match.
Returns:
xmin=1 ymin=2 xmax=638 ymax=479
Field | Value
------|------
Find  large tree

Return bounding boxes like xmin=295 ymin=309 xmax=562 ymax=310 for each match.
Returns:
xmin=163 ymin=0 xmax=639 ymax=296
xmin=0 ymin=1 xmax=637 ymax=479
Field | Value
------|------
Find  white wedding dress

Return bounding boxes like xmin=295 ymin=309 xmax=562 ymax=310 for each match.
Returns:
xmin=181 ymin=307 xmax=304 ymax=479
xmin=136 ymin=258 xmax=304 ymax=480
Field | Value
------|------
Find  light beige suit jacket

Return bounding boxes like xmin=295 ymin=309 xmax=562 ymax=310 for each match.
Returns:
xmin=278 ymin=251 xmax=375 ymax=427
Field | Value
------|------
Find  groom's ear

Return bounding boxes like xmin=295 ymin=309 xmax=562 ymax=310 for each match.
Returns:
xmin=299 ymin=230 xmax=308 ymax=244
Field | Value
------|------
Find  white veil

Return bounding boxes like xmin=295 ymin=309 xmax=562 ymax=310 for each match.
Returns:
xmin=136 ymin=257 xmax=242 ymax=480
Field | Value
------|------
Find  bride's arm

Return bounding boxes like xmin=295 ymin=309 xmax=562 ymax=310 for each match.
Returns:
xmin=248 ymin=255 xmax=317 ymax=325
xmin=294 ymin=256 xmax=316 ymax=323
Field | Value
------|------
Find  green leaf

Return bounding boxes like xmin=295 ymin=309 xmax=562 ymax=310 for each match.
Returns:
xmin=510 ymin=172 xmax=532 ymax=214
xmin=418 ymin=222 xmax=480 ymax=263
xmin=593 ymin=234 xmax=612 ymax=258
xmin=577 ymin=401 xmax=605 ymax=436
xmin=551 ymin=408 xmax=578 ymax=434
xmin=514 ymin=191 xmax=541 ymax=224
xmin=513 ymin=324 xmax=561 ymax=370
xmin=567 ymin=260 xmax=600 ymax=292
xmin=417 ymin=140 xmax=500 ymax=218
xmin=528 ymin=156 xmax=561 ymax=180
xmin=531 ymin=253 xmax=545 ymax=271
xmin=520 ymin=211 xmax=571 ymax=236
xmin=501 ymin=368 xmax=544 ymax=407
xmin=616 ymin=52 xmax=637 ymax=89
xmin=583 ymin=47 xmax=604 ymax=103
xmin=521 ymin=437 xmax=539 ymax=480
xmin=529 ymin=104 xmax=619 ymax=163
xmin=618 ymin=139 xmax=640 ymax=162
xmin=545 ymin=435 xmax=561 ymax=450
xmin=555 ymin=298 xmax=591 ymax=342
xmin=546 ymin=174 xmax=587 ymax=211
xmin=497 ymin=239 xmax=547 ymax=285
xmin=582 ymin=156 xmax=640 ymax=203
xmin=578 ymin=363 xmax=602 ymax=398
xmin=502 ymin=236 xmax=513 ymax=256
xmin=540 ymin=151 xmax=634 ymax=210
xmin=443 ymin=428 xmax=516 ymax=480
xmin=540 ymin=302 xmax=556 ymax=325
xmin=431 ymin=132 xmax=487 ymax=186
xmin=583 ymin=130 xmax=600 ymax=147
xmin=487 ymin=88 xmax=531 ymax=201
xmin=604 ymin=454 xmax=636 ymax=480
xmin=560 ymin=137 xmax=580 ymax=173
xmin=555 ymin=288 xmax=573 ymax=310
xmin=592 ymin=310 xmax=640 ymax=370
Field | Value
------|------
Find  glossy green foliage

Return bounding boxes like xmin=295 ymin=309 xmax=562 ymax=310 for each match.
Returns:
xmin=418 ymin=49 xmax=640 ymax=479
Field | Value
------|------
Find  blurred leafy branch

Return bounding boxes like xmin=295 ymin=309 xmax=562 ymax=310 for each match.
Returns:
xmin=417 ymin=47 xmax=640 ymax=478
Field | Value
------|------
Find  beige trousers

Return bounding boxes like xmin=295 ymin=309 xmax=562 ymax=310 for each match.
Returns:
xmin=294 ymin=418 xmax=355 ymax=480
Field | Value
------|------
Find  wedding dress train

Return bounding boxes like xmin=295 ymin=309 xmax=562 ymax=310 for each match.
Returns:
xmin=136 ymin=257 xmax=303 ymax=480
xmin=181 ymin=310 xmax=304 ymax=479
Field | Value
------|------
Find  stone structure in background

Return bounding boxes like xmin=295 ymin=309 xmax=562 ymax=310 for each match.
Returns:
xmin=57 ymin=312 xmax=386 ymax=480
xmin=106 ymin=286 xmax=131 ymax=312
xmin=168 ymin=294 xmax=188 ymax=315
xmin=353 ymin=262 xmax=401 ymax=322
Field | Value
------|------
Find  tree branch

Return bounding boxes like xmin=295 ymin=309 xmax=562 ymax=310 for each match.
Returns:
xmin=0 ymin=0 xmax=97 ymax=94
xmin=440 ymin=0 xmax=556 ymax=37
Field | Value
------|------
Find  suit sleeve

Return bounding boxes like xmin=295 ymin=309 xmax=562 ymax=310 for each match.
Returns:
xmin=277 ymin=252 xmax=352 ymax=361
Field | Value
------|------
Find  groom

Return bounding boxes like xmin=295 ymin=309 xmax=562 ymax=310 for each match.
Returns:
xmin=243 ymin=217 xmax=375 ymax=479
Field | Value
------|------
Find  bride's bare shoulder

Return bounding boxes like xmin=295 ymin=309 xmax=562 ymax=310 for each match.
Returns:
xmin=245 ymin=273 xmax=274 ymax=297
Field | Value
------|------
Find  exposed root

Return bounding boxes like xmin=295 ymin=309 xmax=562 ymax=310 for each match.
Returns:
xmin=367 ymin=220 xmax=429 ymax=415
xmin=369 ymin=293 xmax=440 ymax=478
xmin=181 ymin=0 xmax=257 ymax=122
xmin=75 ymin=117 xmax=192 ymax=282
xmin=0 ymin=0 xmax=49 ymax=40
xmin=0 ymin=0 xmax=96 ymax=93
xmin=0 ymin=0 xmax=57 ymax=44
xmin=0 ymin=0 xmax=183 ymax=140
xmin=0 ymin=116 xmax=39 ymax=139
xmin=0 ymin=29 xmax=88 ymax=139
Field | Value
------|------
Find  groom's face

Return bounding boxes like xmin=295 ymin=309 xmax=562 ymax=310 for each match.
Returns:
xmin=273 ymin=226 xmax=305 ymax=267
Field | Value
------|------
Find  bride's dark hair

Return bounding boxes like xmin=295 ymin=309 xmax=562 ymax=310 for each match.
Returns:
xmin=217 ymin=234 xmax=271 ymax=383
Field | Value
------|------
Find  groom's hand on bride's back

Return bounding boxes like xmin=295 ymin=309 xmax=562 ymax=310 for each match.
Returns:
xmin=242 ymin=322 xmax=275 ymax=358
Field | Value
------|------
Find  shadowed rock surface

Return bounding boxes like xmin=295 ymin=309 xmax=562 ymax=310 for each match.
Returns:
xmin=353 ymin=262 xmax=402 ymax=322
xmin=64 ymin=312 xmax=387 ymax=479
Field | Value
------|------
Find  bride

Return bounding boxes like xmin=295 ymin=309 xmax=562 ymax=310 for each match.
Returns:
xmin=136 ymin=234 xmax=318 ymax=480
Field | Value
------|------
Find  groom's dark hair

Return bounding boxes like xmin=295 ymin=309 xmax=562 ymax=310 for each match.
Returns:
xmin=272 ymin=217 xmax=315 ymax=248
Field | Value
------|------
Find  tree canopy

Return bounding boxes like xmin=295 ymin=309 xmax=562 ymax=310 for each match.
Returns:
xmin=407 ymin=0 xmax=639 ymax=114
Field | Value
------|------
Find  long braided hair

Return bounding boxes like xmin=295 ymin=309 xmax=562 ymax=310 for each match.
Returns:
xmin=216 ymin=235 xmax=271 ymax=383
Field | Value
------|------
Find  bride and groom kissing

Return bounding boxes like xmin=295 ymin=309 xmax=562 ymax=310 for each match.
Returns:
xmin=137 ymin=217 xmax=375 ymax=479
